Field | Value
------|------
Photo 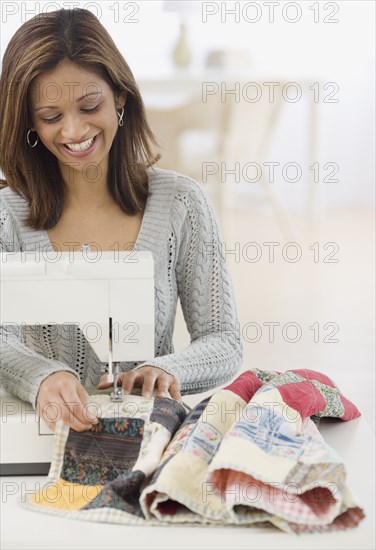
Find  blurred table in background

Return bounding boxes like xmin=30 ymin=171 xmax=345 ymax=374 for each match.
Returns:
xmin=138 ymin=70 xmax=320 ymax=241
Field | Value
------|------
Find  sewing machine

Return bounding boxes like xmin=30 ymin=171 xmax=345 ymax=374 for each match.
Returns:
xmin=0 ymin=248 xmax=155 ymax=475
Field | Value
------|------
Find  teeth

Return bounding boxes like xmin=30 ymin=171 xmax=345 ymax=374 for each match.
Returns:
xmin=65 ymin=135 xmax=95 ymax=151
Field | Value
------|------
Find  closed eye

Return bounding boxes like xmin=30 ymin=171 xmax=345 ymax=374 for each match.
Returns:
xmin=41 ymin=105 xmax=101 ymax=124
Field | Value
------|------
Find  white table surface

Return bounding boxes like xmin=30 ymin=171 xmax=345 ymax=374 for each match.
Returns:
xmin=1 ymin=416 xmax=375 ymax=550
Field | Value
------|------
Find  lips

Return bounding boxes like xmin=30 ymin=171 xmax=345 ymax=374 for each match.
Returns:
xmin=63 ymin=133 xmax=98 ymax=147
xmin=60 ymin=133 xmax=100 ymax=157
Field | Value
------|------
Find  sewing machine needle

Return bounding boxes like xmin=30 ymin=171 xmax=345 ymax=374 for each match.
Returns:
xmin=109 ymin=317 xmax=123 ymax=401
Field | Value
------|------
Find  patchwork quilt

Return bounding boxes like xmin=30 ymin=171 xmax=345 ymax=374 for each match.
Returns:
xmin=22 ymin=368 xmax=365 ymax=533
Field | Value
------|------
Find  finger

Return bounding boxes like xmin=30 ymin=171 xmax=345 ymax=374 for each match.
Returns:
xmin=73 ymin=388 xmax=97 ymax=424
xmin=169 ymin=380 xmax=182 ymax=402
xmin=60 ymin=406 xmax=97 ymax=432
xmin=97 ymin=373 xmax=113 ymax=390
xmin=61 ymin=389 xmax=98 ymax=429
xmin=120 ymin=370 xmax=142 ymax=395
xmin=77 ymin=384 xmax=90 ymax=406
xmin=141 ymin=373 xmax=158 ymax=398
xmin=69 ymin=419 xmax=96 ymax=432
xmin=156 ymin=375 xmax=171 ymax=398
xmin=76 ymin=385 xmax=99 ymax=423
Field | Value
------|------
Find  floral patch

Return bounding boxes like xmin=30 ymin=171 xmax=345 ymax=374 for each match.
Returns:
xmin=61 ymin=417 xmax=145 ymax=485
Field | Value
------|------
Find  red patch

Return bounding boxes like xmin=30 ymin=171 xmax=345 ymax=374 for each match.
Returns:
xmin=224 ymin=371 xmax=263 ymax=403
xmin=157 ymin=500 xmax=178 ymax=515
xmin=340 ymin=395 xmax=361 ymax=420
xmin=278 ymin=381 xmax=327 ymax=418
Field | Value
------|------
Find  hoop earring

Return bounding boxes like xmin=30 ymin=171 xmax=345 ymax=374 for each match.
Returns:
xmin=117 ymin=107 xmax=124 ymax=127
xmin=27 ymin=129 xmax=39 ymax=148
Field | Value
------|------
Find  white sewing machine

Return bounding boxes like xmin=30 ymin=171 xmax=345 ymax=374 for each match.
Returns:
xmin=0 ymin=248 xmax=155 ymax=475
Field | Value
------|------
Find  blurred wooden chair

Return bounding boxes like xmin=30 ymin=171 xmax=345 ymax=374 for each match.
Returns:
xmin=145 ymin=82 xmax=296 ymax=240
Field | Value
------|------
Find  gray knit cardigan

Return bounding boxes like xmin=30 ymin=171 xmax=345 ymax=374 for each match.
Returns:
xmin=0 ymin=166 xmax=243 ymax=408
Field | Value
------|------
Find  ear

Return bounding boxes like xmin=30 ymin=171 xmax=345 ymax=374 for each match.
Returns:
xmin=116 ymin=91 xmax=127 ymax=110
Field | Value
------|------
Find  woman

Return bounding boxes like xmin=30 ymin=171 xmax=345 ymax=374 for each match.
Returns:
xmin=0 ymin=8 xmax=243 ymax=432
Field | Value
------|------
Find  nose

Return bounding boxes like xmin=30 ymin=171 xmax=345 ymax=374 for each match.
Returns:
xmin=59 ymin=113 xmax=90 ymax=143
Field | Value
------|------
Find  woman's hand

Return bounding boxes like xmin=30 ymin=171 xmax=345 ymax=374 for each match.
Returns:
xmin=36 ymin=371 xmax=98 ymax=432
xmin=97 ymin=366 xmax=182 ymax=402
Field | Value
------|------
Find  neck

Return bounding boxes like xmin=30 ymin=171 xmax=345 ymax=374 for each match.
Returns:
xmin=59 ymin=159 xmax=117 ymax=211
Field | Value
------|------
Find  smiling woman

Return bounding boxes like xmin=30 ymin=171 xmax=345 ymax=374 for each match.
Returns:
xmin=0 ymin=7 xmax=160 ymax=230
xmin=0 ymin=8 xmax=243 ymax=432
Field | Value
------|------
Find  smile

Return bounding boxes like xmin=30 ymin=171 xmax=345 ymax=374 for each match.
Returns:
xmin=63 ymin=134 xmax=99 ymax=152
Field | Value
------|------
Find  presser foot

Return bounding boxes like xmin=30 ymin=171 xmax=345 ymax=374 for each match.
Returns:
xmin=110 ymin=386 xmax=124 ymax=402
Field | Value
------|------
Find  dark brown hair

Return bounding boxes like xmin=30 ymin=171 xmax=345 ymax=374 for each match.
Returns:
xmin=0 ymin=8 xmax=161 ymax=230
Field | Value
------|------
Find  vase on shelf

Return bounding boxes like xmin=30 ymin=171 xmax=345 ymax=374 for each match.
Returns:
xmin=172 ymin=22 xmax=191 ymax=68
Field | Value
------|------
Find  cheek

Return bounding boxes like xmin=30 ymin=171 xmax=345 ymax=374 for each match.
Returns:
xmin=34 ymin=122 xmax=51 ymax=139
xmin=99 ymin=111 xmax=118 ymax=132
xmin=38 ymin=129 xmax=59 ymax=149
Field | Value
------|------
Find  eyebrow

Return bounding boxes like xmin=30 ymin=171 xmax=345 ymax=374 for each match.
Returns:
xmin=34 ymin=92 xmax=102 ymax=112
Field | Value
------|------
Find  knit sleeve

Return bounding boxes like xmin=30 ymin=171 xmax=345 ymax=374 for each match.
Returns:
xmin=0 ymin=207 xmax=80 ymax=409
xmin=0 ymin=205 xmax=19 ymax=250
xmin=134 ymin=177 xmax=243 ymax=394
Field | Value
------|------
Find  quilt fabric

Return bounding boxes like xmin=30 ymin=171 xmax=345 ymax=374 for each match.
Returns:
xmin=22 ymin=369 xmax=365 ymax=533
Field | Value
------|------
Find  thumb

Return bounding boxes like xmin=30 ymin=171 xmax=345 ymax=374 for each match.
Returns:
xmin=97 ymin=373 xmax=114 ymax=390
xmin=76 ymin=383 xmax=90 ymax=405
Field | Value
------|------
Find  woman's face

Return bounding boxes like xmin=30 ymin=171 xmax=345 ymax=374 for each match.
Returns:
xmin=29 ymin=59 xmax=125 ymax=174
